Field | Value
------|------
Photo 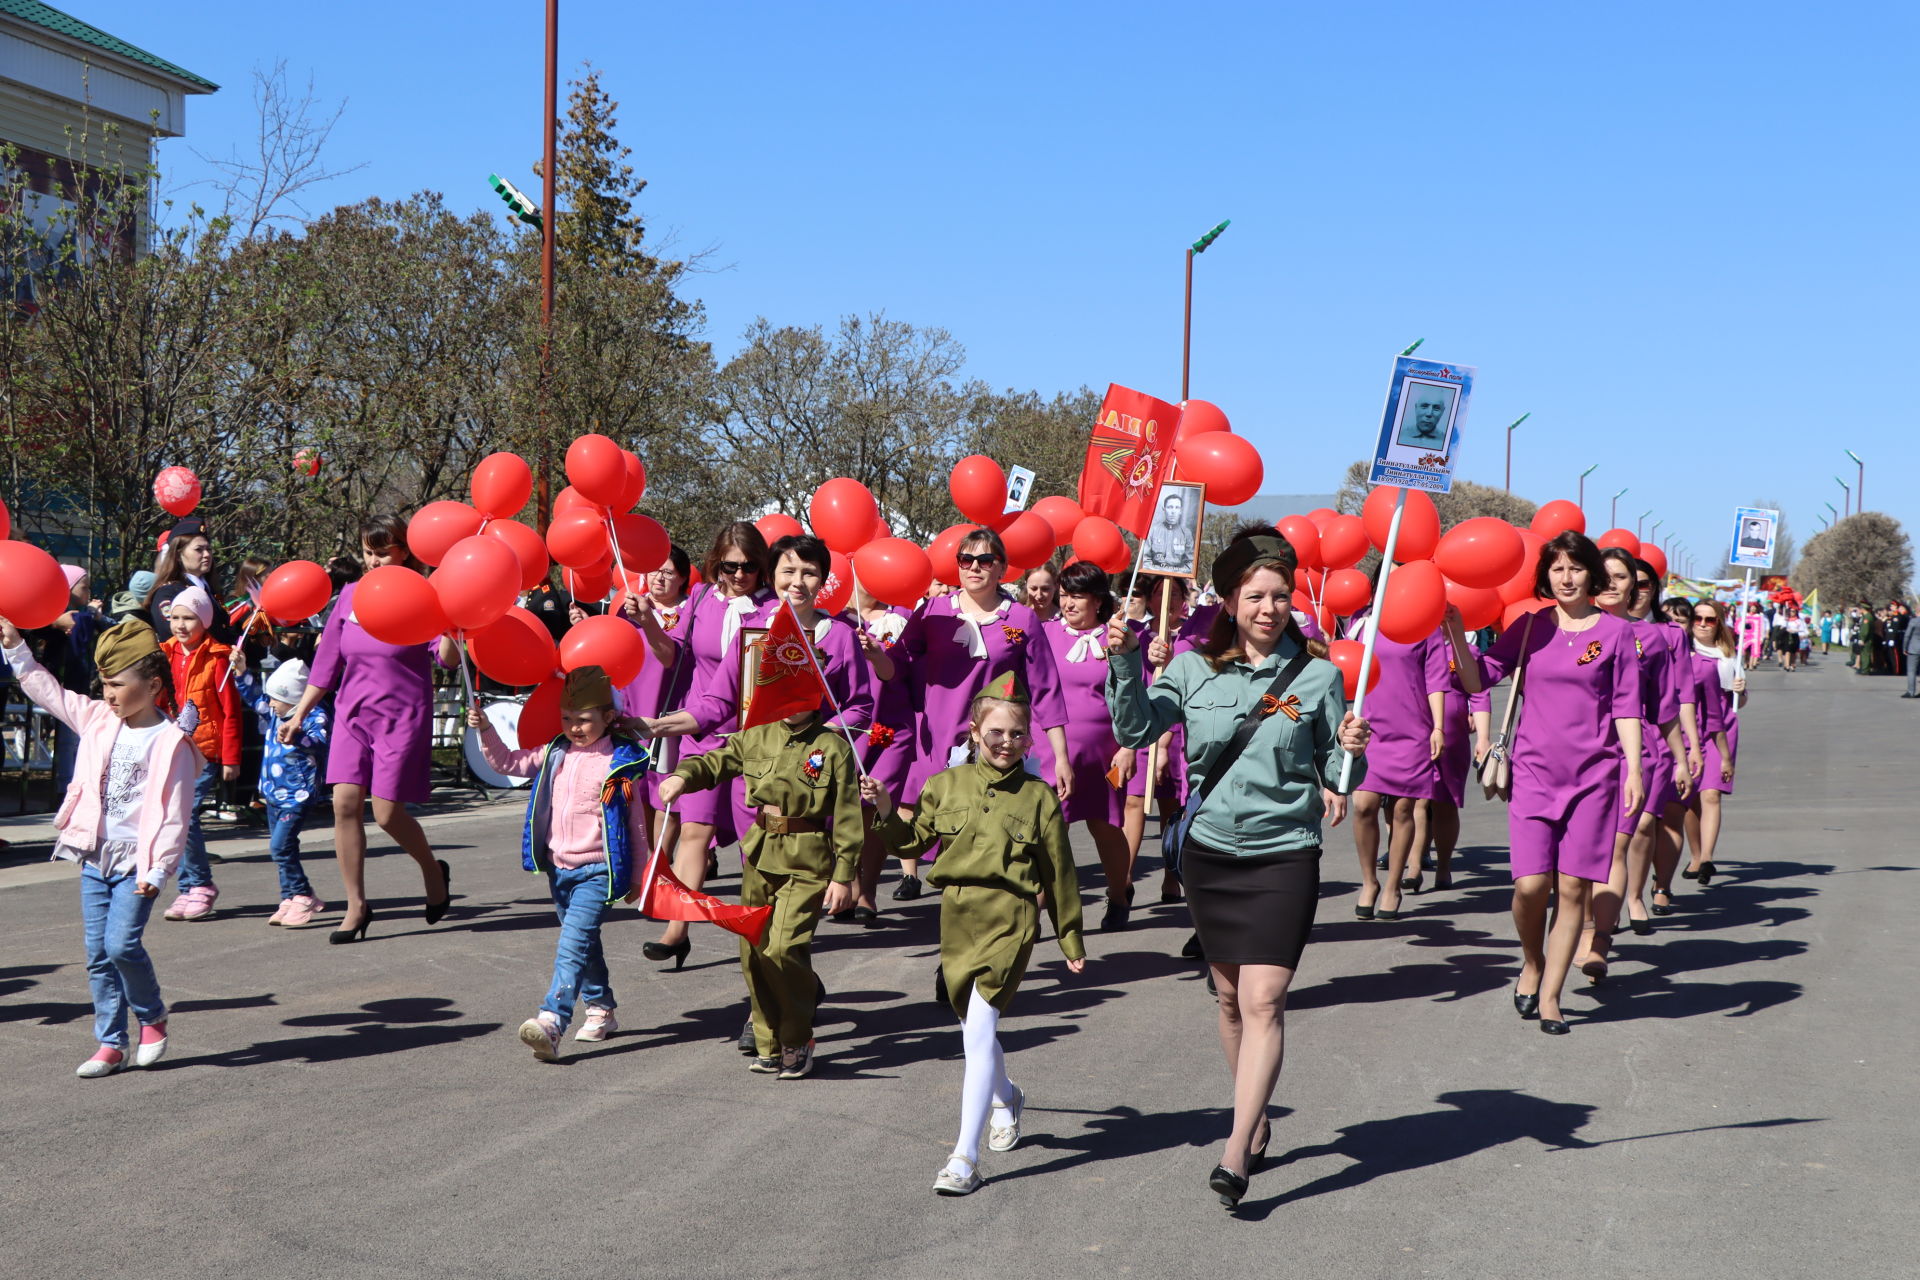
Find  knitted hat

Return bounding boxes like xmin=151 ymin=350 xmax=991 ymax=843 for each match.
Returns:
xmin=560 ymin=665 xmax=615 ymax=712
xmin=169 ymin=585 xmax=214 ymax=628
xmin=127 ymin=570 xmax=158 ymax=600
xmin=1210 ymin=534 xmax=1298 ymax=598
xmin=60 ymin=565 xmax=88 ymax=592
xmin=94 ymin=619 xmax=161 ymax=678
xmin=263 ymin=659 xmax=310 ymax=705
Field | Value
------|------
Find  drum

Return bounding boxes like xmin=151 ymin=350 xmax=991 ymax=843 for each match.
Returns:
xmin=463 ymin=698 xmax=530 ymax=789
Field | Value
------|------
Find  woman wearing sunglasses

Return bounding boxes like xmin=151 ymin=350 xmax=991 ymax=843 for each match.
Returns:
xmin=888 ymin=528 xmax=1070 ymax=899
xmin=1682 ymin=601 xmax=1744 ymax=888
xmin=637 ymin=523 xmax=775 ymax=968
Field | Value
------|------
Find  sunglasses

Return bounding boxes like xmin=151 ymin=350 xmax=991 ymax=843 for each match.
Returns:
xmin=956 ymin=553 xmax=1002 ymax=569
xmin=716 ymin=560 xmax=756 ymax=575
xmin=1694 ymin=615 xmax=1720 ymax=624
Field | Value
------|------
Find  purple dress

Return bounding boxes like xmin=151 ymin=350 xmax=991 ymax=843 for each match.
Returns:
xmin=1437 ymin=652 xmax=1492 ymax=808
xmin=1616 ymin=617 xmax=1681 ymax=836
xmin=616 ymin=594 xmax=692 ymax=807
xmin=1479 ymin=610 xmax=1642 ymax=883
xmin=855 ymin=604 xmax=916 ymax=796
xmin=1038 ymin=617 xmax=1125 ymax=826
xmin=1343 ymin=614 xmax=1446 ymax=802
xmin=1651 ymin=620 xmax=1699 ymax=814
xmin=1128 ymin=610 xmax=1204 ymax=803
xmin=688 ymin=610 xmax=876 ymax=739
xmin=672 ymin=585 xmax=774 ymax=838
xmin=310 ymin=580 xmax=436 ymax=805
xmin=894 ymin=593 xmax=1067 ymax=806
xmin=1693 ymin=648 xmax=1740 ymax=796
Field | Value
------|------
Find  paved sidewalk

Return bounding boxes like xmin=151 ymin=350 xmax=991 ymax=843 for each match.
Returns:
xmin=0 ymin=653 xmax=1910 ymax=1279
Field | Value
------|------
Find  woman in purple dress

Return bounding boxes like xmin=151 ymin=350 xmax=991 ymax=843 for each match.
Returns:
xmin=612 ymin=545 xmax=693 ymax=857
xmin=1620 ymin=583 xmax=1703 ymax=938
xmin=1471 ymin=532 xmax=1643 ymax=1036
xmin=1681 ymin=600 xmax=1745 ymax=890
xmin=888 ymin=527 xmax=1070 ymax=899
xmin=1343 ymin=612 xmax=1447 ymax=922
xmin=1131 ymin=575 xmax=1194 ymax=903
xmin=1424 ymin=651 xmax=1491 ymax=891
xmin=1021 ymin=563 xmax=1061 ymax=624
xmin=1041 ymin=561 xmax=1135 ymax=930
xmin=632 ymin=523 xmax=773 ymax=964
xmin=850 ymin=585 xmax=915 ymax=922
xmin=280 ymin=515 xmax=456 ymax=943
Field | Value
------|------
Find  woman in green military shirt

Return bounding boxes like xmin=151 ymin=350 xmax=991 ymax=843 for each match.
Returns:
xmin=659 ymin=702 xmax=863 ymax=1081
xmin=864 ymin=673 xmax=1086 ymax=1197
xmin=1106 ymin=531 xmax=1372 ymax=1209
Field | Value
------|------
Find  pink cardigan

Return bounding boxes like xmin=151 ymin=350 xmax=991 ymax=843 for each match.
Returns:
xmin=5 ymin=645 xmax=204 ymax=889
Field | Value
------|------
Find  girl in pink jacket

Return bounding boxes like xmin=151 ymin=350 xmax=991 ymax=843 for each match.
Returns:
xmin=1 ymin=614 xmax=203 ymax=1079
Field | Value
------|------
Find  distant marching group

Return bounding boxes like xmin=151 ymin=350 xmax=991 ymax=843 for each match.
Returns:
xmin=5 ymin=510 xmax=1757 ymax=1208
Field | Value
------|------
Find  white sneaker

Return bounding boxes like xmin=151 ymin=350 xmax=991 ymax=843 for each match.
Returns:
xmin=76 ymin=1047 xmax=125 ymax=1079
xmin=518 ymin=1014 xmax=562 ymax=1062
xmin=575 ymin=1007 xmax=617 ymax=1042
xmin=134 ymin=1023 xmax=168 ymax=1067
xmin=987 ymin=1083 xmax=1025 ymax=1152
xmin=933 ymin=1156 xmax=982 ymax=1196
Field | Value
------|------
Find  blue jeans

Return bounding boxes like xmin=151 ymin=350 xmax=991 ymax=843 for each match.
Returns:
xmin=80 ymin=863 xmax=166 ymax=1048
xmin=542 ymin=864 xmax=614 ymax=1027
xmin=265 ymin=801 xmax=316 ymax=899
xmin=174 ymin=762 xmax=221 ymax=890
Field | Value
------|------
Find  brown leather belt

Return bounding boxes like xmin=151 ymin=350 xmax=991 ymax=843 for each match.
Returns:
xmin=756 ymin=813 xmax=825 ymax=835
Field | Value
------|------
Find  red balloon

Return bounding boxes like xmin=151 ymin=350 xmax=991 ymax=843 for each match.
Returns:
xmin=1327 ymin=638 xmax=1381 ymax=699
xmin=563 ymin=564 xmax=612 ymax=603
xmin=869 ymin=514 xmax=894 ymax=544
xmin=566 ymin=433 xmax=628 ymax=507
xmin=1071 ymin=515 xmax=1131 ymax=574
xmin=1319 ymin=514 xmax=1369 ymax=570
xmin=1362 ymin=486 xmax=1441 ymax=562
xmin=355 ymin=566 xmax=448 ymax=646
xmin=1176 ymin=399 xmax=1231 ymax=441
xmin=470 ymin=452 xmax=533 ymax=519
xmin=518 ymin=677 xmax=565 ymax=748
xmin=1530 ymin=499 xmax=1586 ymax=539
xmin=1596 ymin=528 xmax=1641 ymax=556
xmin=483 ymin=519 xmax=549 ymax=591
xmin=546 ymin=508 xmax=610 ymax=569
xmin=433 ymin=535 xmax=521 ymax=631
xmin=1323 ymin=567 xmax=1373 ymax=615
xmin=1000 ymin=512 xmax=1054 ymax=572
xmin=1029 ymin=496 xmax=1085 ymax=545
xmin=259 ymin=560 xmax=332 ymax=622
xmin=1435 ymin=517 xmax=1525 ymax=589
xmin=1177 ymin=433 xmax=1264 ymax=506
xmin=818 ymin=549 xmax=854 ymax=614
xmin=1378 ymin=559 xmax=1448 ymax=643
xmin=755 ymin=512 xmax=805 ymax=545
xmin=853 ymin=538 xmax=934 ymax=608
xmin=1291 ymin=591 xmax=1335 ymax=636
xmin=1643 ymin=544 xmax=1669 ymax=582
xmin=1445 ymin=578 xmax=1504 ymax=631
xmin=407 ymin=500 xmax=484 ymax=568
xmin=468 ymin=607 xmax=559 ymax=687
xmin=560 ymin=613 xmax=646 ymax=687
xmin=616 ymin=452 xmax=647 ymax=512
xmin=0 ymin=539 xmax=72 ymax=629
xmin=153 ymin=466 xmax=201 ymax=518
xmin=610 ymin=512 xmax=669 ymax=575
xmin=949 ymin=455 xmax=1007 ymax=525
xmin=1501 ymin=598 xmax=1553 ymax=631
xmin=1497 ymin=530 xmax=1547 ymax=605
xmin=928 ymin=523 xmax=974 ymax=587
xmin=292 ymin=448 xmax=322 ymax=478
xmin=809 ymin=478 xmax=881 ymax=554
xmin=0 ymin=496 xmax=9 ymax=540
xmin=554 ymin=485 xmax=602 ymax=516
xmin=1306 ymin=507 xmax=1337 ymax=531
xmin=1275 ymin=515 xmax=1322 ymax=572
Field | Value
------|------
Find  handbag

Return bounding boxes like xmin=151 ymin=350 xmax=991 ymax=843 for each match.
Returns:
xmin=1478 ymin=612 xmax=1536 ymax=802
xmin=1162 ymin=648 xmax=1314 ymax=877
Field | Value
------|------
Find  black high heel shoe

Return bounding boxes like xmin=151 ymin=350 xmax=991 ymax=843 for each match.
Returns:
xmin=643 ymin=938 xmax=691 ymax=970
xmin=1513 ymin=990 xmax=1540 ymax=1020
xmin=329 ymin=905 xmax=374 ymax=945
xmin=1250 ymin=1118 xmax=1272 ymax=1171
xmin=1208 ymin=1164 xmax=1249 ymax=1208
xmin=1650 ymin=887 xmax=1675 ymax=916
xmin=1697 ymin=861 xmax=1717 ymax=885
xmin=423 ymin=859 xmax=452 ymax=925
xmin=1538 ymin=1017 xmax=1570 ymax=1036
xmin=1627 ymin=912 xmax=1654 ymax=936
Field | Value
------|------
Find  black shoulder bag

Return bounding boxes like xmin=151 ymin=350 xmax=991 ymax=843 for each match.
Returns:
xmin=1161 ymin=648 xmax=1315 ymax=877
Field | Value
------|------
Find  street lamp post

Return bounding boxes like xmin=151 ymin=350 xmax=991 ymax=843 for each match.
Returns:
xmin=1611 ymin=487 xmax=1629 ymax=527
xmin=1846 ymin=449 xmax=1864 ymax=513
xmin=1183 ymin=219 xmax=1230 ymax=399
xmin=1825 ymin=501 xmax=1839 ymax=522
xmin=1504 ymin=413 xmax=1530 ymax=491
xmin=1577 ymin=464 xmax=1598 ymax=514
xmin=1636 ymin=508 xmax=1652 ymax=537
xmin=1835 ymin=476 xmax=1851 ymax=518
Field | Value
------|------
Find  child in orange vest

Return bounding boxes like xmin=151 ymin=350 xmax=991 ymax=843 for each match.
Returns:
xmin=159 ymin=587 xmax=242 ymax=922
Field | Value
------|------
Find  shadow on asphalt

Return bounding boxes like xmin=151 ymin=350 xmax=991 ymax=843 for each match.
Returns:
xmin=161 ymin=997 xmax=500 ymax=1069
xmin=988 ymin=1103 xmax=1288 ymax=1184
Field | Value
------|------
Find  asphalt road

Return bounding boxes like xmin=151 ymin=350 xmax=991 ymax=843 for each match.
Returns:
xmin=1 ymin=652 xmax=1910 ymax=1279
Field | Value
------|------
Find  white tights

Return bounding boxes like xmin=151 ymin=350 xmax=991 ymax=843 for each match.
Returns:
xmin=949 ymin=988 xmax=1015 ymax=1173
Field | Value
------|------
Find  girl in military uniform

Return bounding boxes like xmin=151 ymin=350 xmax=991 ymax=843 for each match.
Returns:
xmin=865 ymin=673 xmax=1086 ymax=1197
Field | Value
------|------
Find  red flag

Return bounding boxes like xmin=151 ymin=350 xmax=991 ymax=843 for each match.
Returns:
xmin=635 ymin=850 xmax=772 ymax=947
xmin=740 ymin=600 xmax=828 ymax=731
xmin=1077 ymin=383 xmax=1182 ymax=538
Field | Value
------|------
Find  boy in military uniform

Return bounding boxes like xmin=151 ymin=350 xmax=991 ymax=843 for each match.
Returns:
xmin=659 ymin=700 xmax=862 ymax=1080
xmin=864 ymin=672 xmax=1086 ymax=1196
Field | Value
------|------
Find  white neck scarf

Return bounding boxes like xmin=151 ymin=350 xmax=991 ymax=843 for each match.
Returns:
xmin=955 ymin=597 xmax=1010 ymax=661
xmin=1063 ymin=623 xmax=1105 ymax=663
xmin=1692 ymin=638 xmax=1738 ymax=690
xmin=720 ymin=591 xmax=760 ymax=654
xmin=864 ymin=611 xmax=906 ymax=647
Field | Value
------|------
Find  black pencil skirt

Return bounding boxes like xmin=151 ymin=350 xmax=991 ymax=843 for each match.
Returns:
xmin=1183 ymin=838 xmax=1322 ymax=969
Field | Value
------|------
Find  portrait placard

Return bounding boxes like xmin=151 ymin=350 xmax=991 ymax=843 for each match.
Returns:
xmin=1368 ymin=355 xmax=1474 ymax=494
xmin=735 ymin=626 xmax=770 ymax=720
xmin=1139 ymin=481 xmax=1205 ymax=579
xmin=1728 ymin=507 xmax=1779 ymax=570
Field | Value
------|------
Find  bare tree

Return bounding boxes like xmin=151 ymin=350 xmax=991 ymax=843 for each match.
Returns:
xmin=190 ymin=62 xmax=367 ymax=239
xmin=1791 ymin=514 xmax=1912 ymax=605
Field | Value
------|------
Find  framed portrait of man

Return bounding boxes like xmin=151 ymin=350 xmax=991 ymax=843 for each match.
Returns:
xmin=1140 ymin=481 xmax=1204 ymax=578
xmin=1393 ymin=381 xmax=1459 ymax=450
xmin=736 ymin=626 xmax=769 ymax=719
xmin=1368 ymin=355 xmax=1474 ymax=494
xmin=1728 ymin=506 xmax=1779 ymax=570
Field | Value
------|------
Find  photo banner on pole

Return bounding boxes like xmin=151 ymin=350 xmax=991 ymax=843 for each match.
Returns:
xmin=1727 ymin=506 xmax=1780 ymax=571
xmin=1367 ymin=356 xmax=1475 ymax=495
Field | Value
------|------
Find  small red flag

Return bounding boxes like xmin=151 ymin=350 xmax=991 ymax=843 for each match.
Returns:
xmin=635 ymin=852 xmax=772 ymax=947
xmin=1077 ymin=383 xmax=1182 ymax=538
xmin=740 ymin=601 xmax=828 ymax=731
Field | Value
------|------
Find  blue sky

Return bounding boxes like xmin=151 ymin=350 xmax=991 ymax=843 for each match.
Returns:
xmin=74 ymin=0 xmax=1918 ymax=578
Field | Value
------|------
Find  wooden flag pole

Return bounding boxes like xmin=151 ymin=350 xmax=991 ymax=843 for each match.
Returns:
xmin=1142 ymin=576 xmax=1175 ymax=795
